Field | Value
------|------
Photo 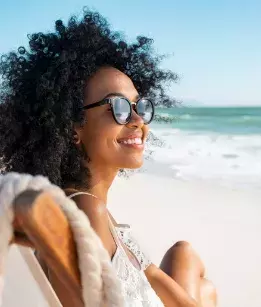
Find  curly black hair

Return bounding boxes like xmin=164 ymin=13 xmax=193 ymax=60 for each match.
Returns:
xmin=0 ymin=9 xmax=178 ymax=188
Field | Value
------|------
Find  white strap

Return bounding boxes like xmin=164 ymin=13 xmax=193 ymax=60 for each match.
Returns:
xmin=107 ymin=215 xmax=123 ymax=249
xmin=68 ymin=191 xmax=98 ymax=199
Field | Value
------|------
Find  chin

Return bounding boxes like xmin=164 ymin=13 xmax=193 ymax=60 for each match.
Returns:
xmin=120 ymin=157 xmax=144 ymax=170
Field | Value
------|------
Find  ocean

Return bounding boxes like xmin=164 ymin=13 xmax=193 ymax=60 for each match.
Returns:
xmin=146 ymin=106 xmax=261 ymax=190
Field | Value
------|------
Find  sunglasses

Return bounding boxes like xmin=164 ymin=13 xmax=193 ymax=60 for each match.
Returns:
xmin=82 ymin=96 xmax=155 ymax=125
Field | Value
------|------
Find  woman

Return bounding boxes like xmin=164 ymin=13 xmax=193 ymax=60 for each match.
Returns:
xmin=0 ymin=9 xmax=216 ymax=307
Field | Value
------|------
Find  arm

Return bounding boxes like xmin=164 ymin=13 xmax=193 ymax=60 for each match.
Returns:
xmin=107 ymin=213 xmax=202 ymax=307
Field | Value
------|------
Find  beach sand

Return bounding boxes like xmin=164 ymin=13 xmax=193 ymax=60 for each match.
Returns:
xmin=3 ymin=173 xmax=261 ymax=306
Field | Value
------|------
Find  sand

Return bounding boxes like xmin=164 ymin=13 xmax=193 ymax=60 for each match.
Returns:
xmin=2 ymin=174 xmax=261 ymax=306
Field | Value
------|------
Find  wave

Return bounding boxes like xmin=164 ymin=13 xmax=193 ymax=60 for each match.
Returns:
xmin=144 ymin=127 xmax=261 ymax=189
xmin=154 ymin=113 xmax=194 ymax=122
xmin=179 ymin=114 xmax=192 ymax=120
xmin=153 ymin=113 xmax=176 ymax=123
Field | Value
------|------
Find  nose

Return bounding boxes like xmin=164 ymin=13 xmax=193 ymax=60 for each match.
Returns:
xmin=126 ymin=109 xmax=144 ymax=129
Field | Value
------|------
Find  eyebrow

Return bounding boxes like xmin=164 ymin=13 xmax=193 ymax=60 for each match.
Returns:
xmin=102 ymin=92 xmax=140 ymax=101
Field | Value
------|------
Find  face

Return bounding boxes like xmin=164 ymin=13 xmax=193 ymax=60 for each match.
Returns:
xmin=74 ymin=67 xmax=150 ymax=173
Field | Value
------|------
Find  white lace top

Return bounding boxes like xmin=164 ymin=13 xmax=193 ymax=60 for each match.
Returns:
xmin=69 ymin=192 xmax=164 ymax=306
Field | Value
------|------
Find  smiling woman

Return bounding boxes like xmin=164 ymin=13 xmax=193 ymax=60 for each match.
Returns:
xmin=0 ymin=8 xmax=216 ymax=307
xmin=75 ymin=67 xmax=151 ymax=171
xmin=0 ymin=11 xmax=176 ymax=189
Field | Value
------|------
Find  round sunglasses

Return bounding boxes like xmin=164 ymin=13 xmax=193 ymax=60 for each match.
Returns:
xmin=82 ymin=96 xmax=155 ymax=125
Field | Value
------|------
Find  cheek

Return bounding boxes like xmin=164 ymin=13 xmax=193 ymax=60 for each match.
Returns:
xmin=81 ymin=122 xmax=122 ymax=158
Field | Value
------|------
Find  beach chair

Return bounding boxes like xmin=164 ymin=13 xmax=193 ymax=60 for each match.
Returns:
xmin=11 ymin=190 xmax=84 ymax=307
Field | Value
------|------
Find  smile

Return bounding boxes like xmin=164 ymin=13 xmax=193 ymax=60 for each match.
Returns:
xmin=118 ymin=138 xmax=143 ymax=145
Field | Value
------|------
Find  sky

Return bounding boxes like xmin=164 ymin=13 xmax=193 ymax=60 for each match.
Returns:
xmin=0 ymin=0 xmax=260 ymax=106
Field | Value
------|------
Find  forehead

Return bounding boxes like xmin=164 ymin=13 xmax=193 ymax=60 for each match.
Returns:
xmin=84 ymin=67 xmax=138 ymax=104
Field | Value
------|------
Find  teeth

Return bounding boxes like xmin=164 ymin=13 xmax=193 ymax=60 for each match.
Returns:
xmin=135 ymin=138 xmax=142 ymax=145
xmin=120 ymin=138 xmax=142 ymax=145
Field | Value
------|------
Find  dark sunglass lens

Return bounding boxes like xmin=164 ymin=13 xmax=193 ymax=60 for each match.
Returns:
xmin=112 ymin=97 xmax=131 ymax=124
xmin=136 ymin=99 xmax=154 ymax=123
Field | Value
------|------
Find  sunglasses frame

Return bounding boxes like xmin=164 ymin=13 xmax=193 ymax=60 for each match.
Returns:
xmin=82 ymin=96 xmax=155 ymax=125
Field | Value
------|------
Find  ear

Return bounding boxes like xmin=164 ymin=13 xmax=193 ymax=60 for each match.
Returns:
xmin=72 ymin=124 xmax=81 ymax=145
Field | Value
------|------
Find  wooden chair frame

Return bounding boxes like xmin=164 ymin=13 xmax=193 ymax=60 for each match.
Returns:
xmin=11 ymin=190 xmax=84 ymax=307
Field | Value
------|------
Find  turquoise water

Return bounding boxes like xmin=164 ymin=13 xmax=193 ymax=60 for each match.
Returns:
xmin=152 ymin=107 xmax=261 ymax=134
xmin=148 ymin=106 xmax=261 ymax=189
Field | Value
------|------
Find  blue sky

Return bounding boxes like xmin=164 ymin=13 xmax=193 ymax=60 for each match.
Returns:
xmin=0 ymin=0 xmax=260 ymax=106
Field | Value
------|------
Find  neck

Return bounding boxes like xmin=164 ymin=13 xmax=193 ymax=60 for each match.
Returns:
xmin=83 ymin=164 xmax=119 ymax=204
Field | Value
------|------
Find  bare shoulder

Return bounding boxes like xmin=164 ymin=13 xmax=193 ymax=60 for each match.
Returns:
xmin=68 ymin=192 xmax=116 ymax=257
xmin=72 ymin=193 xmax=107 ymax=219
